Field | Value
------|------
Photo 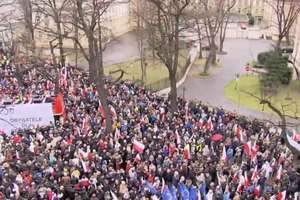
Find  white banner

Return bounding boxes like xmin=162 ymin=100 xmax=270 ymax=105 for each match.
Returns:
xmin=287 ymin=132 xmax=300 ymax=152
xmin=0 ymin=103 xmax=54 ymax=135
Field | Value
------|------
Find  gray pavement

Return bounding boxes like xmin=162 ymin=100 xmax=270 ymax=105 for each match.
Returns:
xmin=103 ymin=31 xmax=140 ymax=66
xmin=178 ymin=39 xmax=290 ymax=122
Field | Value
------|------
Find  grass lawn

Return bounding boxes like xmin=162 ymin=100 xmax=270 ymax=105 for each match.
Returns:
xmin=66 ymin=47 xmax=190 ymax=90
xmin=224 ymin=75 xmax=300 ymax=117
xmin=104 ymin=49 xmax=189 ymax=90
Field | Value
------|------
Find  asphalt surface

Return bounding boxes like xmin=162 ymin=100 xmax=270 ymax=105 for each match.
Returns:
xmin=178 ymin=39 xmax=280 ymax=120
xmin=103 ymin=31 xmax=140 ymax=66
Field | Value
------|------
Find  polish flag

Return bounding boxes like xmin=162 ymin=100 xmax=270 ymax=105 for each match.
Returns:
xmin=183 ymin=144 xmax=191 ymax=160
xmin=221 ymin=146 xmax=227 ymax=162
xmin=114 ymin=128 xmax=121 ymax=141
xmin=206 ymin=117 xmax=214 ymax=131
xmin=198 ymin=118 xmax=204 ymax=129
xmin=254 ymin=185 xmax=261 ymax=198
xmin=251 ymin=141 xmax=259 ymax=162
xmin=15 ymin=150 xmax=20 ymax=160
xmin=134 ymin=154 xmax=141 ymax=163
xmin=81 ymin=115 xmax=90 ymax=134
xmin=251 ymin=165 xmax=259 ymax=183
xmin=277 ymin=190 xmax=286 ymax=200
xmin=237 ymin=173 xmax=245 ymax=192
xmin=81 ymin=159 xmax=90 ymax=173
xmin=133 ymin=139 xmax=145 ymax=153
xmin=244 ymin=171 xmax=250 ymax=189
xmin=175 ymin=130 xmax=181 ymax=146
xmin=292 ymin=130 xmax=300 ymax=142
xmin=276 ymin=165 xmax=282 ymax=180
xmin=243 ymin=141 xmax=251 ymax=156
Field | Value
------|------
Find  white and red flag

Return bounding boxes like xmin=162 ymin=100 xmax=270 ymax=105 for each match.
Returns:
xmin=206 ymin=117 xmax=214 ymax=131
xmin=276 ymin=165 xmax=283 ymax=180
xmin=254 ymin=185 xmax=261 ymax=198
xmin=277 ymin=190 xmax=286 ymax=200
xmin=221 ymin=146 xmax=227 ymax=162
xmin=133 ymin=139 xmax=145 ymax=153
xmin=251 ymin=165 xmax=259 ymax=183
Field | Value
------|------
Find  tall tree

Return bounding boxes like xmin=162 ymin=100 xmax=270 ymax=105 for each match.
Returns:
xmin=218 ymin=0 xmax=236 ymax=53
xmin=67 ymin=0 xmax=114 ymax=133
xmin=142 ymin=0 xmax=191 ymax=113
xmin=18 ymin=0 xmax=38 ymax=56
xmin=200 ymin=0 xmax=224 ymax=73
xmin=33 ymin=0 xmax=71 ymax=67
xmin=268 ymin=0 xmax=300 ymax=49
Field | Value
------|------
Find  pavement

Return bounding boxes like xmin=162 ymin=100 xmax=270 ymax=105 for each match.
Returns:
xmin=103 ymin=31 xmax=140 ymax=66
xmin=178 ymin=39 xmax=298 ymax=123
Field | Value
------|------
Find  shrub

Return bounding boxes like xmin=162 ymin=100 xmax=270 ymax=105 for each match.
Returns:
xmin=260 ymin=51 xmax=292 ymax=91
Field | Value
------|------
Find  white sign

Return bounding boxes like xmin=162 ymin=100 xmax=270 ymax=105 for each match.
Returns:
xmin=0 ymin=103 xmax=54 ymax=134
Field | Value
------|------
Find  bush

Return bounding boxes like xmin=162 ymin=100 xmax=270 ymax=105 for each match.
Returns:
xmin=260 ymin=51 xmax=292 ymax=91
xmin=257 ymin=51 xmax=276 ymax=64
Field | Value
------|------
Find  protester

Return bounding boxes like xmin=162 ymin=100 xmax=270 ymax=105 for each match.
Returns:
xmin=0 ymin=58 xmax=299 ymax=200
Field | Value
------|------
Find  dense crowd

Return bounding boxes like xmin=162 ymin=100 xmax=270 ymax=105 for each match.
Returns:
xmin=0 ymin=58 xmax=300 ymax=200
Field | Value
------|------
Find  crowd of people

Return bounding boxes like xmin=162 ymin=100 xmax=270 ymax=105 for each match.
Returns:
xmin=0 ymin=58 xmax=300 ymax=200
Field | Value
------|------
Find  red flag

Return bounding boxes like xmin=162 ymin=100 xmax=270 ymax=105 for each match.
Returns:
xmin=54 ymin=93 xmax=65 ymax=115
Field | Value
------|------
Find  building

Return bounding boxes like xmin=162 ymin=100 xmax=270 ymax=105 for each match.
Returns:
xmin=233 ymin=0 xmax=266 ymax=20
xmin=35 ymin=0 xmax=133 ymax=50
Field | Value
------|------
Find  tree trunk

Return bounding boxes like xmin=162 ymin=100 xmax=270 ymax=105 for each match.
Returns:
xmin=285 ymin=32 xmax=291 ymax=46
xmin=203 ymin=51 xmax=212 ymax=73
xmin=96 ymin=21 xmax=112 ymax=134
xmin=169 ymin=72 xmax=178 ymax=113
xmin=49 ymin=40 xmax=57 ymax=65
xmin=56 ymin=21 xmax=65 ymax=67
xmin=88 ymin=37 xmax=97 ymax=82
xmin=276 ymin=37 xmax=283 ymax=51
xmin=195 ymin=19 xmax=203 ymax=59
xmin=211 ymin=40 xmax=217 ymax=65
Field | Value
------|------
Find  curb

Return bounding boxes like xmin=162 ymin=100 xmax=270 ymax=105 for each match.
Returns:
xmin=156 ymin=44 xmax=199 ymax=96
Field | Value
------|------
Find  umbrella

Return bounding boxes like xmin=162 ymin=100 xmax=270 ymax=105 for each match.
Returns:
xmin=211 ymin=134 xmax=224 ymax=142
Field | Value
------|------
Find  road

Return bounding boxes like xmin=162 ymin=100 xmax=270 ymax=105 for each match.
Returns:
xmin=178 ymin=39 xmax=277 ymax=120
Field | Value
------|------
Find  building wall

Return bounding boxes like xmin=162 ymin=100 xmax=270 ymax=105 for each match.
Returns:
xmin=35 ymin=0 xmax=133 ymax=49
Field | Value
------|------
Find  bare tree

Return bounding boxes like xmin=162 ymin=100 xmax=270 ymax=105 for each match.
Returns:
xmin=268 ymin=0 xmax=300 ymax=49
xmin=200 ymin=0 xmax=223 ymax=74
xmin=218 ymin=0 xmax=236 ymax=53
xmin=242 ymin=89 xmax=300 ymax=156
xmin=66 ymin=0 xmax=114 ymax=133
xmin=131 ymin=0 xmax=147 ymax=84
xmin=141 ymin=0 xmax=191 ymax=113
xmin=32 ymin=0 xmax=71 ymax=67
xmin=17 ymin=0 xmax=40 ymax=56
